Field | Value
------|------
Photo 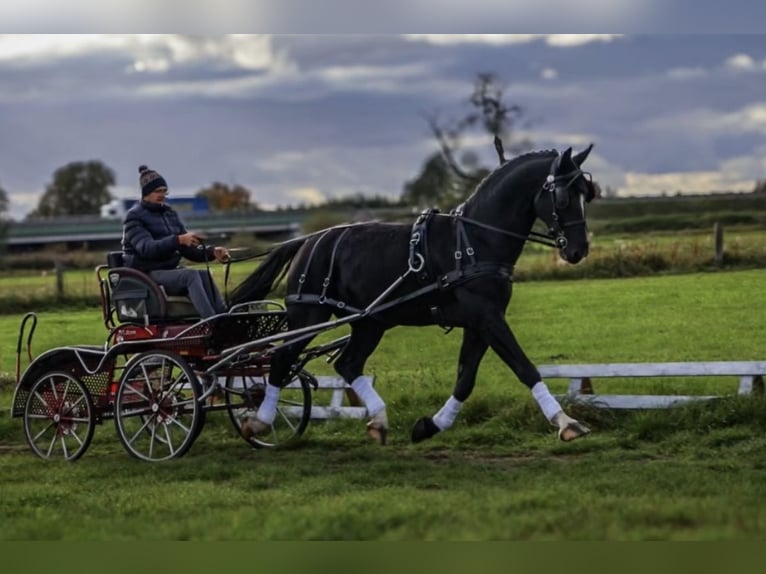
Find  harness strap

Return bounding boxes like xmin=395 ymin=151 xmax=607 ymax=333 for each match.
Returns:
xmin=455 ymin=219 xmax=476 ymax=268
xmin=286 ymin=262 xmax=512 ymax=320
xmin=320 ymin=227 xmax=351 ymax=303
xmin=409 ymin=208 xmax=438 ymax=279
xmin=296 ymin=228 xmax=331 ymax=300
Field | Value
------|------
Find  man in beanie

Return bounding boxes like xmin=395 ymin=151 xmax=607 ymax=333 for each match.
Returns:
xmin=121 ymin=165 xmax=229 ymax=318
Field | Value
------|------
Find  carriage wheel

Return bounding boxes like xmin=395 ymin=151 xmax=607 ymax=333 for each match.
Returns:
xmin=224 ymin=370 xmax=313 ymax=449
xmin=113 ymin=350 xmax=203 ymax=462
xmin=23 ymin=371 xmax=95 ymax=461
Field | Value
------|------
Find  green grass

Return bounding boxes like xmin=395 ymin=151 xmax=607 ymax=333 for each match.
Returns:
xmin=2 ymin=269 xmax=766 ymax=540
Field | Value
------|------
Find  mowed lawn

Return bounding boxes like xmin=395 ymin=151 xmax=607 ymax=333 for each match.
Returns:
xmin=1 ymin=269 xmax=766 ymax=540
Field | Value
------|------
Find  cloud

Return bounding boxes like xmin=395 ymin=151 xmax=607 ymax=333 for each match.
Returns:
xmin=405 ymin=34 xmax=622 ymax=47
xmin=545 ymin=35 xmax=624 ymax=47
xmin=643 ymin=103 xmax=766 ymax=135
xmin=621 ymin=170 xmax=755 ymax=196
xmin=724 ymin=53 xmax=765 ymax=72
xmin=7 ymin=190 xmax=44 ymax=220
xmin=666 ymin=66 xmax=707 ymax=80
xmin=0 ymin=35 xmax=277 ymax=72
xmin=540 ymin=68 xmax=559 ymax=81
xmin=618 ymin=145 xmax=766 ymax=197
xmin=286 ymin=187 xmax=325 ymax=205
xmin=0 ymin=35 xmax=130 ymax=62
xmin=719 ymin=146 xmax=766 ymax=180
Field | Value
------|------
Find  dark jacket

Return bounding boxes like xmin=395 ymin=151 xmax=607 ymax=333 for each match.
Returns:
xmin=122 ymin=200 xmax=213 ymax=272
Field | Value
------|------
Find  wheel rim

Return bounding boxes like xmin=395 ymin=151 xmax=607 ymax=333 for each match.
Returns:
xmin=24 ymin=372 xmax=95 ymax=461
xmin=225 ymin=371 xmax=312 ymax=448
xmin=114 ymin=351 xmax=202 ymax=461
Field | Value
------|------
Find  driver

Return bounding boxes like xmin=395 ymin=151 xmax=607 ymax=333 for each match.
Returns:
xmin=121 ymin=165 xmax=230 ymax=318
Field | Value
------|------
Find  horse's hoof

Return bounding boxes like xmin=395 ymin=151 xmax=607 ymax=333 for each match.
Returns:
xmin=558 ymin=421 xmax=590 ymax=442
xmin=241 ymin=416 xmax=271 ymax=440
xmin=411 ymin=416 xmax=440 ymax=444
xmin=366 ymin=421 xmax=388 ymax=445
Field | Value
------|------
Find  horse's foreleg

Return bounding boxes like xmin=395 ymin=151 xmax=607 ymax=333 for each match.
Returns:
xmin=412 ymin=328 xmax=488 ymax=443
xmin=334 ymin=321 xmax=387 ymax=444
xmin=241 ymin=306 xmax=331 ymax=439
xmin=480 ymin=314 xmax=590 ymax=442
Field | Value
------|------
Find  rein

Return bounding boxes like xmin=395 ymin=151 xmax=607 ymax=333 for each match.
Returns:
xmin=239 ymin=153 xmax=588 ymax=325
xmin=447 ymin=211 xmax=558 ymax=249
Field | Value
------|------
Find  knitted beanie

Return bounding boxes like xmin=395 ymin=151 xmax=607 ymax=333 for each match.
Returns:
xmin=138 ymin=165 xmax=168 ymax=196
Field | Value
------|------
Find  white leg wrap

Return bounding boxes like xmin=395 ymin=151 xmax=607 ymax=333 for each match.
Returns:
xmin=433 ymin=396 xmax=463 ymax=431
xmin=256 ymin=383 xmax=281 ymax=425
xmin=351 ymin=376 xmax=385 ymax=417
xmin=531 ymin=381 xmax=563 ymax=422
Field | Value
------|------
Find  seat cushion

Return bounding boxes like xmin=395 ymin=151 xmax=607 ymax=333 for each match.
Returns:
xmin=164 ymin=295 xmax=199 ymax=319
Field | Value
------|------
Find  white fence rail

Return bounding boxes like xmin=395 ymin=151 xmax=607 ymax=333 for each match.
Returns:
xmin=539 ymin=361 xmax=766 ymax=409
xmin=225 ymin=361 xmax=766 ymax=416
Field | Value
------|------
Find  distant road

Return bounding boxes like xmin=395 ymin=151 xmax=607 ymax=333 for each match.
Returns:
xmin=5 ymin=211 xmax=307 ymax=249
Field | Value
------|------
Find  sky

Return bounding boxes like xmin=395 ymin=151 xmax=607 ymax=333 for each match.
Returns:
xmin=1 ymin=33 xmax=766 ymax=220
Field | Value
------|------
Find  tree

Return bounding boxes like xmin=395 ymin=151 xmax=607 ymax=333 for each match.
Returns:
xmin=402 ymin=73 xmax=531 ymax=208
xmin=196 ymin=182 xmax=259 ymax=211
xmin=30 ymin=160 xmax=115 ymax=217
xmin=401 ymin=152 xmax=487 ymax=209
xmin=0 ymin=183 xmax=8 ymax=218
xmin=0 ymin=183 xmax=9 ymax=250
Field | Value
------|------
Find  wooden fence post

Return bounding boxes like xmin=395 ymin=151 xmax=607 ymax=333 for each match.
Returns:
xmin=714 ymin=222 xmax=724 ymax=266
xmin=54 ymin=260 xmax=64 ymax=298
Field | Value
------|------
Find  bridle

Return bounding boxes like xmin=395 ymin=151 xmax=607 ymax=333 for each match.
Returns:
xmin=538 ymin=155 xmax=591 ymax=250
xmin=448 ymin=153 xmax=590 ymax=251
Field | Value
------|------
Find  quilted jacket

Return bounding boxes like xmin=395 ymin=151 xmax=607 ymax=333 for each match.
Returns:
xmin=121 ymin=200 xmax=213 ymax=272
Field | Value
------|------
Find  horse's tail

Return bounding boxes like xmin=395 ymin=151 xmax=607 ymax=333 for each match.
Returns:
xmin=230 ymin=237 xmax=308 ymax=304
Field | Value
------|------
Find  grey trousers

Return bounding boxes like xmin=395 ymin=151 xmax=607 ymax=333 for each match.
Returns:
xmin=150 ymin=268 xmax=226 ymax=318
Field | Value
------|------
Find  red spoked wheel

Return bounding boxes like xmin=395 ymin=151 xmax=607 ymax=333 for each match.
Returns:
xmin=23 ymin=371 xmax=95 ymax=461
xmin=113 ymin=350 xmax=203 ymax=462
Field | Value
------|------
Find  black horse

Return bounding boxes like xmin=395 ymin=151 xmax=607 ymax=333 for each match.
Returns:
xmin=231 ymin=145 xmax=597 ymax=444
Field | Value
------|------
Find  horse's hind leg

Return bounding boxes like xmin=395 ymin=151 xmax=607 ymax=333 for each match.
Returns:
xmin=241 ymin=304 xmax=332 ymax=438
xmin=333 ymin=320 xmax=387 ymax=444
xmin=412 ymin=328 xmax=488 ymax=443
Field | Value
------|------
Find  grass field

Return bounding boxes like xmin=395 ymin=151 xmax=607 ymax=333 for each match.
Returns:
xmin=1 ymin=269 xmax=766 ymax=540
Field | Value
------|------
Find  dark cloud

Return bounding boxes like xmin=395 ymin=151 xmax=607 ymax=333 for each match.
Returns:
xmin=1 ymin=34 xmax=766 ymax=218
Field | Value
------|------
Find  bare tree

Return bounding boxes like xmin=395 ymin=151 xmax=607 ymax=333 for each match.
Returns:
xmin=403 ymin=73 xmax=532 ymax=208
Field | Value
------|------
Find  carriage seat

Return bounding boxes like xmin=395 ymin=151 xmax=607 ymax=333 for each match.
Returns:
xmin=105 ymin=251 xmax=199 ymax=323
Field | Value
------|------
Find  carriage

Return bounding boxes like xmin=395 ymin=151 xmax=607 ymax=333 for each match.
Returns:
xmin=11 ymin=145 xmax=598 ymax=462
xmin=11 ymin=251 xmax=350 ymax=462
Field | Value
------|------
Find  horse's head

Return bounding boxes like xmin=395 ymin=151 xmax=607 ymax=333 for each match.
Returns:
xmin=534 ymin=144 xmax=596 ymax=264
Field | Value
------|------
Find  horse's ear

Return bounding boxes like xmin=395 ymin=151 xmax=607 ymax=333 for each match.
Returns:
xmin=573 ymin=143 xmax=594 ymax=167
xmin=560 ymin=147 xmax=573 ymax=169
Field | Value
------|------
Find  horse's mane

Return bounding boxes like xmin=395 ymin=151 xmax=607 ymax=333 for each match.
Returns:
xmin=463 ymin=149 xmax=558 ymax=210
